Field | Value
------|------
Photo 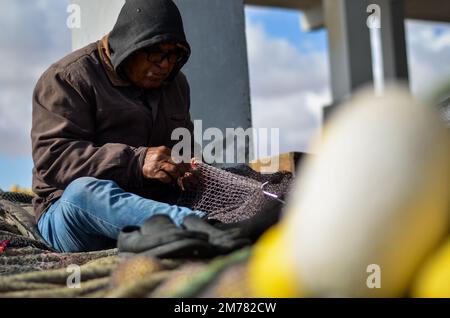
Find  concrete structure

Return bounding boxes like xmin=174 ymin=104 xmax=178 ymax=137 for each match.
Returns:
xmin=72 ymin=0 xmax=450 ymax=156
xmin=248 ymin=0 xmax=449 ymax=116
xmin=323 ymin=0 xmax=373 ymax=106
xmin=320 ymin=0 xmax=409 ymax=117
xmin=246 ymin=0 xmax=450 ymax=28
xmin=249 ymin=0 xmax=410 ymax=113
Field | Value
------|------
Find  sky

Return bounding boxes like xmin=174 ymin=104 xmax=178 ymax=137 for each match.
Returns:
xmin=0 ymin=1 xmax=450 ymax=190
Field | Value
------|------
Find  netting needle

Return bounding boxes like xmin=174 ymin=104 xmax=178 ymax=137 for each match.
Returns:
xmin=261 ymin=182 xmax=286 ymax=204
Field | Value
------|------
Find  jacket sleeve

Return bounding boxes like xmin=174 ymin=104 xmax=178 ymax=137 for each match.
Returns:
xmin=31 ymin=68 xmax=148 ymax=190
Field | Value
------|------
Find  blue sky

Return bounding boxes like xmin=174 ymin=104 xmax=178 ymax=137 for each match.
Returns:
xmin=0 ymin=0 xmax=71 ymax=190
xmin=0 ymin=156 xmax=33 ymax=191
xmin=1 ymin=1 xmax=450 ymax=190
xmin=246 ymin=7 xmax=329 ymax=54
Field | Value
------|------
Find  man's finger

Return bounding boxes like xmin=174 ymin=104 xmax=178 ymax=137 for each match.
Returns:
xmin=154 ymin=170 xmax=174 ymax=184
xmin=177 ymin=177 xmax=186 ymax=191
xmin=164 ymin=157 xmax=181 ymax=167
xmin=156 ymin=146 xmax=172 ymax=156
xmin=165 ymin=155 xmax=190 ymax=169
xmin=163 ymin=158 xmax=191 ymax=176
xmin=159 ymin=162 xmax=183 ymax=180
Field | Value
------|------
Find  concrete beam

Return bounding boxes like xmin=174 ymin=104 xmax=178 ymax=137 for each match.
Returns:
xmin=245 ymin=0 xmax=319 ymax=11
xmin=405 ymin=0 xmax=450 ymax=23
xmin=245 ymin=0 xmax=325 ymax=32
xmin=301 ymin=3 xmax=325 ymax=31
xmin=245 ymin=0 xmax=450 ymax=28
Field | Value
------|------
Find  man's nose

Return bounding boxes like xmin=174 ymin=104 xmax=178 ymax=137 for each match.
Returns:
xmin=158 ymin=57 xmax=170 ymax=69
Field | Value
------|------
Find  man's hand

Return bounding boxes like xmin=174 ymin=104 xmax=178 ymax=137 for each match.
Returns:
xmin=177 ymin=170 xmax=200 ymax=191
xmin=142 ymin=146 xmax=190 ymax=184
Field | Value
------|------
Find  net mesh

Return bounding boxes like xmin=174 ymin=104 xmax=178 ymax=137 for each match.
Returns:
xmin=0 ymin=163 xmax=293 ymax=277
xmin=177 ymin=161 xmax=293 ymax=223
xmin=0 ymin=192 xmax=34 ymax=204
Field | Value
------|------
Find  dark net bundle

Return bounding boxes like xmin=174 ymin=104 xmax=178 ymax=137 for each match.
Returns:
xmin=438 ymin=96 xmax=450 ymax=127
xmin=0 ymin=199 xmax=118 ymax=277
xmin=177 ymin=162 xmax=293 ymax=223
xmin=0 ymin=192 xmax=34 ymax=205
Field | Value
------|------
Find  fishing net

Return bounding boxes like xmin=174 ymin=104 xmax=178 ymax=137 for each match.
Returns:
xmin=438 ymin=96 xmax=450 ymax=127
xmin=441 ymin=105 xmax=450 ymax=127
xmin=0 ymin=163 xmax=293 ymax=296
xmin=0 ymin=192 xmax=34 ymax=205
xmin=177 ymin=161 xmax=293 ymax=223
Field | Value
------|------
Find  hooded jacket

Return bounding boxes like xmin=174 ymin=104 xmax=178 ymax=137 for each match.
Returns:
xmin=109 ymin=0 xmax=191 ymax=81
xmin=31 ymin=0 xmax=194 ymax=222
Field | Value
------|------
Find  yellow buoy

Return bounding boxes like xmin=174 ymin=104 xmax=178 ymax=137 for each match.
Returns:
xmin=412 ymin=237 xmax=450 ymax=298
xmin=277 ymin=86 xmax=450 ymax=297
xmin=247 ymin=223 xmax=303 ymax=297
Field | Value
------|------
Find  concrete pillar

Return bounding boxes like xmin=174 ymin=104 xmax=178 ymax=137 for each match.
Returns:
xmin=376 ymin=0 xmax=409 ymax=81
xmin=71 ymin=0 xmax=125 ymax=50
xmin=173 ymin=0 xmax=252 ymax=165
xmin=71 ymin=0 xmax=252 ymax=165
xmin=323 ymin=0 xmax=374 ymax=105
xmin=323 ymin=0 xmax=409 ymax=119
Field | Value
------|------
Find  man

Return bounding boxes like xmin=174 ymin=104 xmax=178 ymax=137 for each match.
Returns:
xmin=31 ymin=0 xmax=207 ymax=253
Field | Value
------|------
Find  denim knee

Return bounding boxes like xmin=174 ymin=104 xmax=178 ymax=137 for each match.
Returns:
xmin=63 ymin=177 xmax=105 ymax=202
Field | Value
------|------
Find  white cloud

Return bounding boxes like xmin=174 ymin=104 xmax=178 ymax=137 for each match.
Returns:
xmin=405 ymin=20 xmax=450 ymax=98
xmin=0 ymin=0 xmax=71 ymax=156
xmin=245 ymin=17 xmax=450 ymax=156
xmin=245 ymin=21 xmax=331 ymax=154
xmin=252 ymin=90 xmax=330 ymax=153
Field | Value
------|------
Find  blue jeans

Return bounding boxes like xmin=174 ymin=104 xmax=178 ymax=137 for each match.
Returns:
xmin=37 ymin=177 xmax=206 ymax=253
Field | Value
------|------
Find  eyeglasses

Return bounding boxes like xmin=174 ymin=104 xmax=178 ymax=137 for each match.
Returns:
xmin=144 ymin=47 xmax=186 ymax=65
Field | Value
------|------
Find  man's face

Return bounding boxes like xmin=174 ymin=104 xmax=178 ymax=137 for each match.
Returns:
xmin=122 ymin=43 xmax=184 ymax=89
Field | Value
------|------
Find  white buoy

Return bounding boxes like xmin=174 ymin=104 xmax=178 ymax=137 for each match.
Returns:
xmin=282 ymin=86 xmax=450 ymax=297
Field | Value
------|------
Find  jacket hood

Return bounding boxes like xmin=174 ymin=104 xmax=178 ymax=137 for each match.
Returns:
xmin=109 ymin=0 xmax=191 ymax=82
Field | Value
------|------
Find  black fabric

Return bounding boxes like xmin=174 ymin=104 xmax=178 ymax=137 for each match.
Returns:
xmin=109 ymin=0 xmax=190 ymax=81
xmin=117 ymin=215 xmax=214 ymax=258
xmin=182 ymin=216 xmax=251 ymax=255
xmin=210 ymin=200 xmax=284 ymax=243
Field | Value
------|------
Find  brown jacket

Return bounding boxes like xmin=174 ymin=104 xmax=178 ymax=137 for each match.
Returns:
xmin=31 ymin=36 xmax=194 ymax=222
